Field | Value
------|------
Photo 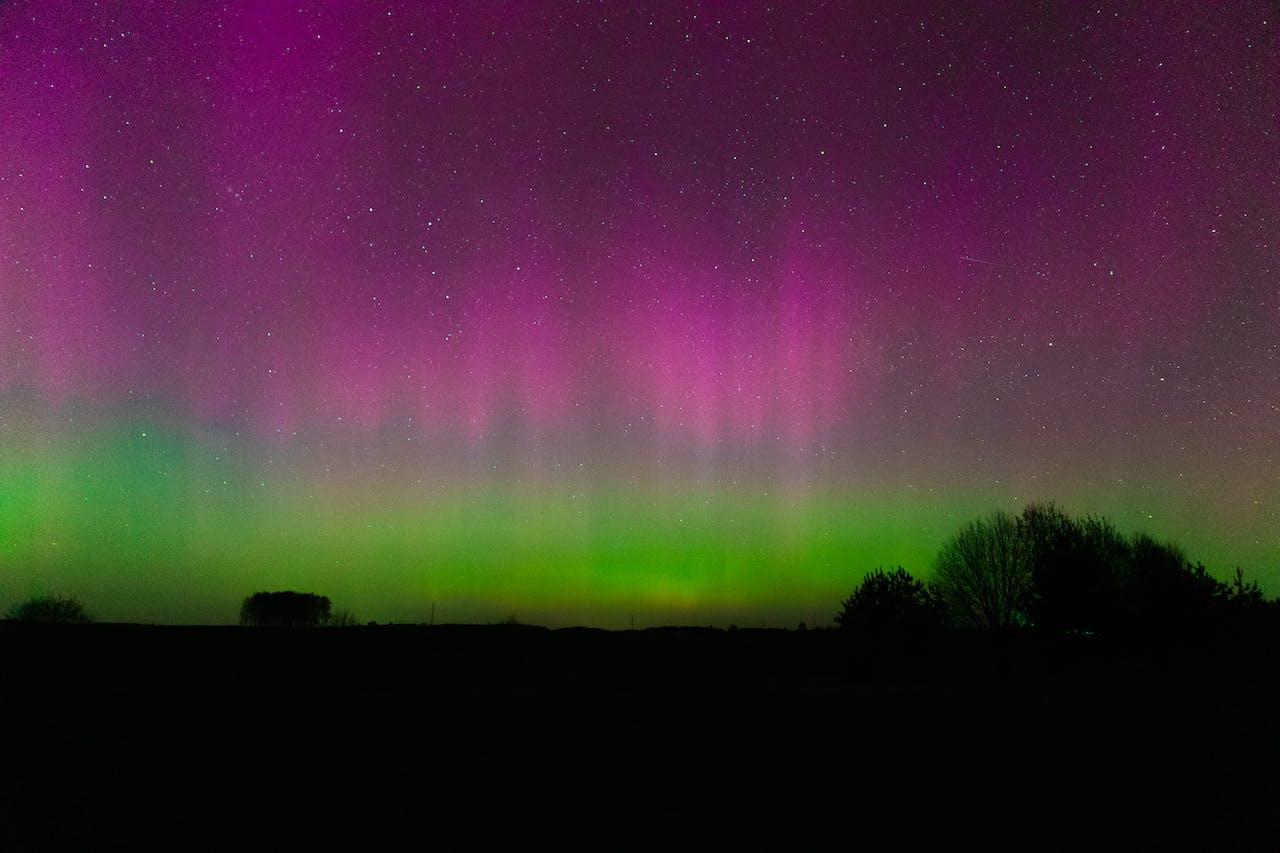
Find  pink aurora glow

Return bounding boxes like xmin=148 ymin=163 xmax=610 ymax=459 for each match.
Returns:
xmin=0 ymin=1 xmax=1275 ymax=464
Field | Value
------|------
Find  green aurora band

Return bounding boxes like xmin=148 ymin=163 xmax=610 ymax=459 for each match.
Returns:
xmin=2 ymin=401 xmax=1272 ymax=626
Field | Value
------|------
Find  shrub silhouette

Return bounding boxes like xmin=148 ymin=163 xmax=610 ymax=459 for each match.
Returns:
xmin=8 ymin=594 xmax=91 ymax=624
xmin=240 ymin=591 xmax=331 ymax=627
xmin=931 ymin=511 xmax=1032 ymax=631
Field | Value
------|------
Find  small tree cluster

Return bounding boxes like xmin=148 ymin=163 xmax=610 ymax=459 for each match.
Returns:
xmin=839 ymin=503 xmax=1273 ymax=640
xmin=7 ymin=595 xmax=91 ymax=624
xmin=240 ymin=591 xmax=331 ymax=627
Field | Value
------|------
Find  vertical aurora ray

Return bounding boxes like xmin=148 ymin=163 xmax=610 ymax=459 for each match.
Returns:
xmin=0 ymin=2 xmax=1276 ymax=624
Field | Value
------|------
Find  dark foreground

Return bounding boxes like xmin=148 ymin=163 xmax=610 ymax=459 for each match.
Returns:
xmin=2 ymin=622 xmax=1277 ymax=850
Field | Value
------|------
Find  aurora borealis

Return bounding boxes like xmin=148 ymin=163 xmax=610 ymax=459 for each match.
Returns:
xmin=1 ymin=2 xmax=1276 ymax=626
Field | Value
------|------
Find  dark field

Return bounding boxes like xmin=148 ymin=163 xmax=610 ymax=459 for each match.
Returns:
xmin=3 ymin=622 xmax=1278 ymax=849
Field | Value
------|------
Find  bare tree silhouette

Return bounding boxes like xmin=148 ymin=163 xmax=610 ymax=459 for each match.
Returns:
xmin=930 ymin=512 xmax=1032 ymax=631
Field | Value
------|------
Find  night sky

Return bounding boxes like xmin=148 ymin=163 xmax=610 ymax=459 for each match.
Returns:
xmin=1 ymin=2 xmax=1276 ymax=626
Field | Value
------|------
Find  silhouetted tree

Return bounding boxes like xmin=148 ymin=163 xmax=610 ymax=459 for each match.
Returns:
xmin=239 ymin=591 xmax=331 ymax=627
xmin=1215 ymin=567 xmax=1278 ymax=646
xmin=836 ymin=567 xmax=942 ymax=680
xmin=1019 ymin=503 xmax=1125 ymax=634
xmin=931 ymin=512 xmax=1032 ymax=631
xmin=7 ymin=594 xmax=91 ymax=624
xmin=1223 ymin=567 xmax=1266 ymax=608
xmin=837 ymin=567 xmax=941 ymax=636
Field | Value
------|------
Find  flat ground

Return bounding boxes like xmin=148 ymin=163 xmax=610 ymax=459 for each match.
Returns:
xmin=2 ymin=623 xmax=1277 ymax=849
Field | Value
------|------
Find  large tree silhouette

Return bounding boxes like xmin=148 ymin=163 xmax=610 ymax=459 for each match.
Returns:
xmin=1019 ymin=503 xmax=1126 ymax=634
xmin=930 ymin=512 xmax=1032 ymax=631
